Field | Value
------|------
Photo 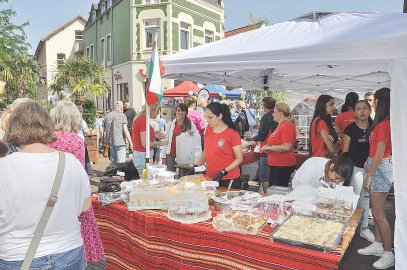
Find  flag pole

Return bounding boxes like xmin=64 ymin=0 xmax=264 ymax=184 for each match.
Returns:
xmin=146 ymin=102 xmax=151 ymax=160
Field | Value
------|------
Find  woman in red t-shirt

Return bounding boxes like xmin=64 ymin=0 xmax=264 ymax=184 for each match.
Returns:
xmin=358 ymin=88 xmax=394 ymax=268
xmin=161 ymin=103 xmax=197 ymax=172
xmin=309 ymin=95 xmax=338 ymax=157
xmin=197 ymin=102 xmax=243 ymax=189
xmin=335 ymin=92 xmax=358 ymax=150
xmin=132 ymin=102 xmax=168 ymax=176
xmin=261 ymin=103 xmax=297 ymax=187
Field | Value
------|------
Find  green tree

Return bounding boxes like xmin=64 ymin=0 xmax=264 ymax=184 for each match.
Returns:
xmin=50 ymin=56 xmax=110 ymax=106
xmin=247 ymin=12 xmax=271 ymax=26
xmin=0 ymin=0 xmax=43 ymax=103
xmin=83 ymin=98 xmax=97 ymax=129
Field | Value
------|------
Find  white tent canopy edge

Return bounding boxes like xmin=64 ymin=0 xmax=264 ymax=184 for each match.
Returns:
xmin=161 ymin=12 xmax=407 ymax=268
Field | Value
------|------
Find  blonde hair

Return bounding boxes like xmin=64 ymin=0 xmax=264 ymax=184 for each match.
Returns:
xmin=134 ymin=102 xmax=160 ymax=122
xmin=236 ymin=100 xmax=246 ymax=109
xmin=275 ymin=103 xmax=296 ymax=126
xmin=51 ymin=101 xmax=82 ymax=133
xmin=5 ymin=101 xmax=55 ymax=146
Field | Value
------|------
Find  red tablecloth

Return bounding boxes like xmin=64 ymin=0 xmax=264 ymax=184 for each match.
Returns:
xmin=242 ymin=151 xmax=260 ymax=166
xmin=242 ymin=152 xmax=309 ymax=168
xmin=93 ymin=198 xmax=345 ymax=270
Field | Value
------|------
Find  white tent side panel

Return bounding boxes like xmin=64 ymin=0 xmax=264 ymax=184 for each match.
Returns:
xmin=390 ymin=59 xmax=407 ymax=270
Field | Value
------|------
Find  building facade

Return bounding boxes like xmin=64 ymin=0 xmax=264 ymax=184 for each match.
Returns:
xmin=35 ymin=16 xmax=87 ymax=102
xmin=83 ymin=0 xmax=224 ymax=111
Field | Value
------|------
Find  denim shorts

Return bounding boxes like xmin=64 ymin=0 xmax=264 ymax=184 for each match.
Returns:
xmin=367 ymin=157 xmax=393 ymax=193
xmin=0 ymin=246 xmax=85 ymax=270
xmin=258 ymin=155 xmax=270 ymax=182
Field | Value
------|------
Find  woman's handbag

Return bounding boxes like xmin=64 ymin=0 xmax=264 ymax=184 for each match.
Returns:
xmin=98 ymin=175 xmax=124 ymax=193
xmin=103 ymin=143 xmax=109 ymax=158
xmin=21 ymin=151 xmax=66 ymax=270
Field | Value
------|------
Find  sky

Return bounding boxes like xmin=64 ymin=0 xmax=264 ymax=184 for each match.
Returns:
xmin=5 ymin=0 xmax=405 ymax=55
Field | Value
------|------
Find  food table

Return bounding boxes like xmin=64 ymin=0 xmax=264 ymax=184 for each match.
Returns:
xmin=92 ymin=197 xmax=362 ymax=270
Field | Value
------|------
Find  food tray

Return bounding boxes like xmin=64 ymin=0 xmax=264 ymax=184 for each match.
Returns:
xmin=270 ymin=214 xmax=348 ymax=251
xmin=212 ymin=210 xmax=267 ymax=235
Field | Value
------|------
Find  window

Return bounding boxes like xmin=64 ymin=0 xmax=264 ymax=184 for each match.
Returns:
xmin=101 ymin=38 xmax=105 ymax=64
xmin=106 ymin=34 xmax=111 ymax=64
xmin=145 ymin=0 xmax=159 ymax=3
xmin=144 ymin=19 xmax=160 ymax=49
xmin=180 ymin=22 xmax=190 ymax=50
xmin=117 ymin=83 xmax=129 ymax=101
xmin=205 ymin=30 xmax=214 ymax=44
xmin=75 ymin=30 xmax=83 ymax=40
xmin=57 ymin=53 xmax=66 ymax=67
xmin=90 ymin=44 xmax=94 ymax=59
xmin=107 ymin=0 xmax=112 ymax=8
xmin=86 ymin=47 xmax=90 ymax=57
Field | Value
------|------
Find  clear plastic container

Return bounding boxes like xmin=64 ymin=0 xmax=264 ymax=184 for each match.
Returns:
xmin=167 ymin=191 xmax=210 ymax=224
xmin=212 ymin=207 xmax=267 ymax=235
xmin=146 ymin=164 xmax=167 ymax=179
xmin=128 ymin=188 xmax=170 ymax=210
xmin=266 ymin=186 xmax=293 ymax=196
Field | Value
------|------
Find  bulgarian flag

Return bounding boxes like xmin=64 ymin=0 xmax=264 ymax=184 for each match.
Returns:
xmin=145 ymin=34 xmax=163 ymax=105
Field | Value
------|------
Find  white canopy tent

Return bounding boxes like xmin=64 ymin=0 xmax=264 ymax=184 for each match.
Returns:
xmin=161 ymin=12 xmax=407 ymax=268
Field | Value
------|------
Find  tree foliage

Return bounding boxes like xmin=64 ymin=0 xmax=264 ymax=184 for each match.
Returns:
xmin=50 ymin=56 xmax=110 ymax=104
xmin=0 ymin=0 xmax=43 ymax=103
xmin=83 ymin=99 xmax=97 ymax=129
xmin=247 ymin=12 xmax=271 ymax=26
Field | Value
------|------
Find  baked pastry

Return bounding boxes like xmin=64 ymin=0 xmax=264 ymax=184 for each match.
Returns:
xmin=212 ymin=209 xmax=267 ymax=235
xmin=167 ymin=191 xmax=210 ymax=223
xmin=272 ymin=215 xmax=346 ymax=249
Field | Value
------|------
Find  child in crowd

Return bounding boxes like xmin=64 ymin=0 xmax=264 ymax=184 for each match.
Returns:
xmin=291 ymin=154 xmax=354 ymax=189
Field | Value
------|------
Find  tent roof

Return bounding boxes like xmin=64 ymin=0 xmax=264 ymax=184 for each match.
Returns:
xmin=161 ymin=12 xmax=407 ymax=92
xmin=163 ymin=81 xmax=200 ymax=97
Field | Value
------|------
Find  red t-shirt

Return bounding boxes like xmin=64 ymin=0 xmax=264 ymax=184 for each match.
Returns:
xmin=335 ymin=110 xmax=356 ymax=133
xmin=204 ymin=127 xmax=241 ymax=180
xmin=267 ymin=121 xmax=297 ymax=167
xmin=310 ymin=117 xmax=330 ymax=157
xmin=132 ymin=115 xmax=155 ymax=152
xmin=369 ymin=119 xmax=392 ymax=158
xmin=169 ymin=124 xmax=182 ymax=157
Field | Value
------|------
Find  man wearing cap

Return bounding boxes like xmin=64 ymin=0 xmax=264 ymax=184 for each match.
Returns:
xmin=103 ymin=101 xmax=133 ymax=165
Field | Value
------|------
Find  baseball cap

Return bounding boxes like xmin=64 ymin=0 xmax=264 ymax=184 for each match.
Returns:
xmin=114 ymin=101 xmax=123 ymax=107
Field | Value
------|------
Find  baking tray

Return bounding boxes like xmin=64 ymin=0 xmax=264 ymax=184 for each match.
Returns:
xmin=270 ymin=214 xmax=348 ymax=251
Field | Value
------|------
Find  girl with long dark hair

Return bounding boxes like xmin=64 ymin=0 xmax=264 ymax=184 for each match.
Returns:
xmin=197 ymin=102 xmax=243 ymax=189
xmin=335 ymin=92 xmax=359 ymax=149
xmin=309 ymin=95 xmax=338 ymax=157
xmin=357 ymin=88 xmax=394 ymax=269
xmin=342 ymin=100 xmax=374 ymax=242
xmin=161 ymin=103 xmax=197 ymax=172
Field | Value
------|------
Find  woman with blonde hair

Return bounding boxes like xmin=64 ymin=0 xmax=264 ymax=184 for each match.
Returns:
xmin=132 ymin=102 xmax=168 ymax=175
xmin=0 ymin=101 xmax=90 ymax=269
xmin=49 ymin=101 xmax=104 ymax=264
xmin=261 ymin=103 xmax=297 ymax=187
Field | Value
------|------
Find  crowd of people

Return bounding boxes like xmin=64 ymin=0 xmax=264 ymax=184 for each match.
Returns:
xmin=0 ymin=87 xmax=394 ymax=269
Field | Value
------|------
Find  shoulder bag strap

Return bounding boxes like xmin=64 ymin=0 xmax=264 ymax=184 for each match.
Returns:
xmin=21 ymin=151 xmax=66 ymax=270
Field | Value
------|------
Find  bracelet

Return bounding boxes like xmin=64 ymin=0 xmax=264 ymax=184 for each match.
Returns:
xmin=221 ymin=169 xmax=228 ymax=175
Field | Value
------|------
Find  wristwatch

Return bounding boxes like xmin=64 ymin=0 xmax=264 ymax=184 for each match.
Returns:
xmin=221 ymin=169 xmax=228 ymax=175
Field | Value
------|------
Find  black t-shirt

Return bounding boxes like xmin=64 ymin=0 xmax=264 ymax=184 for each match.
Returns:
xmin=343 ymin=122 xmax=369 ymax=168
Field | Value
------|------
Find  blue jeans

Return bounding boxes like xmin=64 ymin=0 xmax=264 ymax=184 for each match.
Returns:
xmin=109 ymin=146 xmax=126 ymax=165
xmin=132 ymin=151 xmax=147 ymax=176
xmin=367 ymin=157 xmax=393 ymax=193
xmin=0 ymin=246 xmax=85 ymax=270
xmin=350 ymin=166 xmax=370 ymax=228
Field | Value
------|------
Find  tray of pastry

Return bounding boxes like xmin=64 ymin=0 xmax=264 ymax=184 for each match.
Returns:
xmin=270 ymin=214 xmax=348 ymax=251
